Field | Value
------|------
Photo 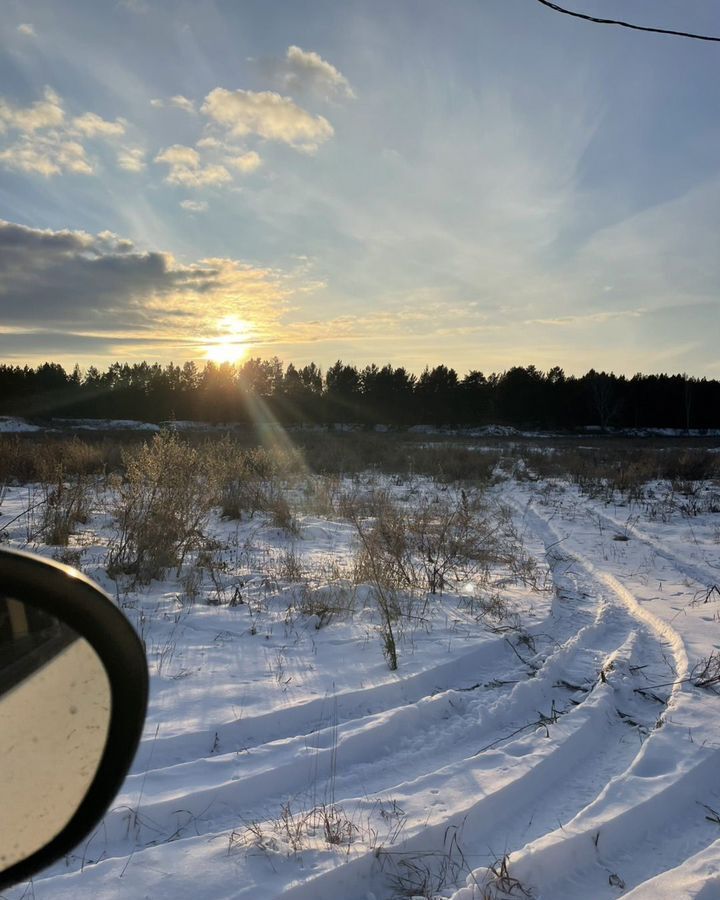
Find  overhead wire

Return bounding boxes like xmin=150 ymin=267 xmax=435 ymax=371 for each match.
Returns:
xmin=534 ymin=0 xmax=720 ymax=42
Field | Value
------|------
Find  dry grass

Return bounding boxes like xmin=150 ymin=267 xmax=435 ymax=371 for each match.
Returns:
xmin=229 ymin=800 xmax=358 ymax=858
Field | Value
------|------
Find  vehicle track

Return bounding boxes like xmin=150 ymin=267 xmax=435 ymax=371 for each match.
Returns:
xmin=272 ymin=499 xmax=683 ymax=899
xmin=24 ymin=490 xmax=714 ymax=900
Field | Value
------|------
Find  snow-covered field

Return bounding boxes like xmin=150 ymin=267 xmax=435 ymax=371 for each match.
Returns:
xmin=2 ymin=463 xmax=720 ymax=899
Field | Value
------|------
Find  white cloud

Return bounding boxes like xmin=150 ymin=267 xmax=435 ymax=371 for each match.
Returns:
xmin=226 ymin=150 xmax=262 ymax=173
xmin=196 ymin=136 xmax=222 ymax=149
xmin=201 ymin=88 xmax=333 ymax=153
xmin=156 ymin=144 xmax=200 ymax=168
xmin=117 ymin=146 xmax=146 ymax=172
xmin=155 ymin=143 xmax=232 ymax=187
xmin=149 ymin=95 xmax=197 ymax=113
xmin=280 ymin=46 xmax=355 ymax=101
xmin=195 ymin=136 xmax=227 ymax=150
xmin=17 ymin=24 xmax=36 ymax=37
xmin=0 ymin=89 xmax=91 ymax=176
xmin=171 ymin=164 xmax=232 ymax=188
xmin=180 ymin=199 xmax=209 ymax=212
xmin=170 ymin=94 xmax=196 ymax=113
xmin=0 ymin=134 xmax=92 ymax=176
xmin=0 ymin=87 xmax=64 ymax=133
xmin=72 ymin=112 xmax=126 ymax=138
xmin=0 ymin=86 xmax=141 ymax=178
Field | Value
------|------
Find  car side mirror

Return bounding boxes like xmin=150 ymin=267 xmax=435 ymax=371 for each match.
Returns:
xmin=0 ymin=548 xmax=148 ymax=889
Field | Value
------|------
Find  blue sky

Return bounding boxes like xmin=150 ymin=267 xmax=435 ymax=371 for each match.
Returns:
xmin=1 ymin=0 xmax=719 ymax=376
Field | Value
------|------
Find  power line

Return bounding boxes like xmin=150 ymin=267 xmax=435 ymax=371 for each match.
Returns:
xmin=534 ymin=0 xmax=720 ymax=42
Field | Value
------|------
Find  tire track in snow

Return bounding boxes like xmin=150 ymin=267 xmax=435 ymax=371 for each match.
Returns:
xmin=442 ymin=497 xmax=718 ymax=899
xmin=519 ymin=498 xmax=689 ymax=686
xmin=165 ymin=502 xmax=671 ymax=900
xmin=130 ymin=635 xmax=533 ymax=774
xmin=270 ymin=498 xmax=677 ymax=899
xmin=576 ymin=492 xmax=720 ymax=593
xmin=91 ymin=502 xmax=636 ymax=871
xmin=23 ymin=490 xmax=684 ymax=900
xmin=107 ymin=591 xmax=634 ymax=849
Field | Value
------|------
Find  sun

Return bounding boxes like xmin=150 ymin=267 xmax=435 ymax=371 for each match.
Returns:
xmin=205 ymin=340 xmax=248 ymax=364
xmin=204 ymin=317 xmax=251 ymax=364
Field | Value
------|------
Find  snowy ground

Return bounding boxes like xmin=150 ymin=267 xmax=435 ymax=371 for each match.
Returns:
xmin=2 ymin=467 xmax=720 ymax=899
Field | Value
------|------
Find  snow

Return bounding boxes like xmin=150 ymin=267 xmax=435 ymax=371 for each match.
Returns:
xmin=0 ymin=416 xmax=41 ymax=432
xmin=52 ymin=418 xmax=161 ymax=431
xmin=2 ymin=468 xmax=720 ymax=899
xmin=3 ymin=415 xmax=720 ymax=440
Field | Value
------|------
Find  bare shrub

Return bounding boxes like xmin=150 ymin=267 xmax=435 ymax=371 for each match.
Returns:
xmin=353 ymin=500 xmax=414 ymax=591
xmin=52 ymin=546 xmax=84 ymax=569
xmin=300 ymin=474 xmax=342 ymax=517
xmin=206 ymin=438 xmax=275 ymax=519
xmin=179 ymin=564 xmax=203 ymax=605
xmin=351 ymin=511 xmax=400 ymax=669
xmin=690 ymin=652 xmax=720 ymax=693
xmin=458 ymin=590 xmax=519 ymax=634
xmin=276 ymin=545 xmax=304 ymax=582
xmin=0 ymin=435 xmax=112 ymax=485
xmin=663 ymin=449 xmax=717 ymax=482
xmin=107 ymin=432 xmax=212 ymax=584
xmin=267 ymin=493 xmax=299 ymax=534
xmin=353 ymin=490 xmax=496 ymax=596
xmin=297 ymin=581 xmax=356 ymax=628
xmin=37 ymin=465 xmax=91 ymax=546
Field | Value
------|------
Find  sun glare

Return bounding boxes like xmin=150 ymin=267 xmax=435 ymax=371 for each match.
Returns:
xmin=204 ymin=317 xmax=252 ymax=364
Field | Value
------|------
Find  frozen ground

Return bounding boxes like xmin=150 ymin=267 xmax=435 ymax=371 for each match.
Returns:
xmin=3 ymin=414 xmax=720 ymax=439
xmin=2 ymin=469 xmax=720 ymax=899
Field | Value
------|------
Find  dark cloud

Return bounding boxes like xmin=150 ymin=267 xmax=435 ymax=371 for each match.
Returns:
xmin=0 ymin=219 xmax=291 ymax=363
xmin=0 ymin=330 xmax=178 ymax=356
xmin=0 ymin=219 xmax=218 ymax=327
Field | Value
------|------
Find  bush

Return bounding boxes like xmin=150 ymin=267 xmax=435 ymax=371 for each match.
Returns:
xmin=38 ymin=466 xmax=91 ymax=546
xmin=353 ymin=490 xmax=495 ymax=596
xmin=206 ymin=439 xmax=274 ymax=519
xmin=297 ymin=582 xmax=356 ymax=628
xmin=107 ymin=432 xmax=212 ymax=583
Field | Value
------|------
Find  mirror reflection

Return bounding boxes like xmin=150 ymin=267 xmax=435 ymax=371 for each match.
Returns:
xmin=0 ymin=596 xmax=111 ymax=873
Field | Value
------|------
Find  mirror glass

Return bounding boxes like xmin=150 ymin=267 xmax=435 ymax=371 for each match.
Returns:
xmin=0 ymin=596 xmax=111 ymax=873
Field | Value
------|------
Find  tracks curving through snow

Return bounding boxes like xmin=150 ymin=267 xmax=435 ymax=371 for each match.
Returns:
xmin=17 ymin=481 xmax=720 ymax=900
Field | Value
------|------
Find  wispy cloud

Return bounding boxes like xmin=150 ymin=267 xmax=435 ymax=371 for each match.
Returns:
xmin=17 ymin=23 xmax=36 ymax=37
xmin=150 ymin=95 xmax=196 ymax=113
xmin=525 ymin=309 xmax=645 ymax=328
xmin=258 ymin=45 xmax=355 ymax=102
xmin=180 ymin=199 xmax=209 ymax=213
xmin=71 ymin=112 xmax=126 ymax=138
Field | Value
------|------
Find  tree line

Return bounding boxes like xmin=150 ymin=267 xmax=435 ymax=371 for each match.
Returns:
xmin=0 ymin=359 xmax=718 ymax=430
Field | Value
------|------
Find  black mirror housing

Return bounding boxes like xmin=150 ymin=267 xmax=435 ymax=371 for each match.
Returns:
xmin=0 ymin=548 xmax=148 ymax=889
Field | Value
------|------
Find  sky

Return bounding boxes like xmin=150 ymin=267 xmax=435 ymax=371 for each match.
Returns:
xmin=1 ymin=0 xmax=720 ymax=377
